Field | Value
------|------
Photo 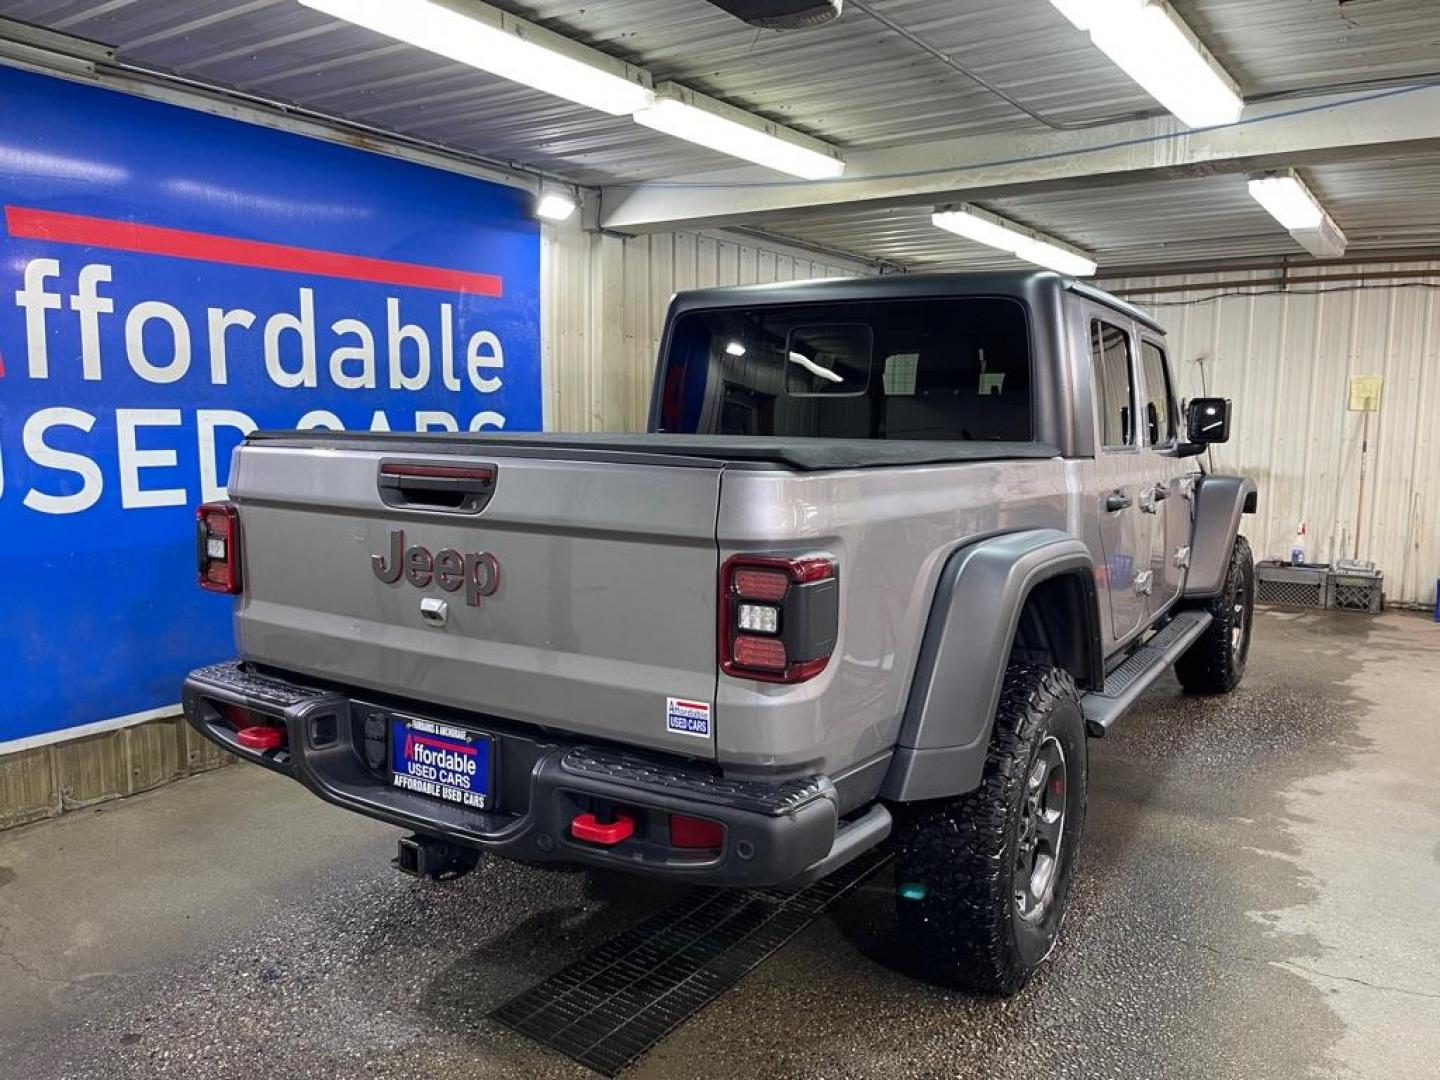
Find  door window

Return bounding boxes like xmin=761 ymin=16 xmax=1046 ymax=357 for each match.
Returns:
xmin=1091 ymin=320 xmax=1135 ymax=448
xmin=1140 ymin=340 xmax=1177 ymax=447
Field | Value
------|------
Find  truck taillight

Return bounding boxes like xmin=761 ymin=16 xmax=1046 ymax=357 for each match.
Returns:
xmin=196 ymin=502 xmax=242 ymax=594
xmin=720 ymin=554 xmax=838 ymax=683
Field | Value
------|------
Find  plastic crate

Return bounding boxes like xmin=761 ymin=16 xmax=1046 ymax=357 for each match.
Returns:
xmin=1255 ymin=561 xmax=1329 ymax=608
xmin=1327 ymin=568 xmax=1383 ymax=613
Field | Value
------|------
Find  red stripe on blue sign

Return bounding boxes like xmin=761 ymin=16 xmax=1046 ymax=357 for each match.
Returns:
xmin=405 ymin=734 xmax=477 ymax=758
xmin=4 ymin=205 xmax=504 ymax=298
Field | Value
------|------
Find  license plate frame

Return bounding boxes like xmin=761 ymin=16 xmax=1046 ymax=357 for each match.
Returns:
xmin=389 ymin=714 xmax=494 ymax=811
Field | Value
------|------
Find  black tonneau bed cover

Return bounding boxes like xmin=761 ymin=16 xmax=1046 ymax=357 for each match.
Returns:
xmin=246 ymin=431 xmax=1061 ymax=472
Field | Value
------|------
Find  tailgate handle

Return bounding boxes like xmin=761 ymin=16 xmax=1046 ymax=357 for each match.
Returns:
xmin=379 ymin=462 xmax=497 ymax=514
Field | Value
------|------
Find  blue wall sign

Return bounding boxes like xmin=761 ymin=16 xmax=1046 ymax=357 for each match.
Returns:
xmin=0 ymin=66 xmax=542 ymax=747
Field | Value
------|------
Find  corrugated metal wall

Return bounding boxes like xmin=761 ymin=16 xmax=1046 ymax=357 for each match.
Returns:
xmin=541 ymin=218 xmax=869 ymax=433
xmin=540 ymin=236 xmax=1437 ymax=606
xmin=1110 ymin=266 xmax=1440 ymax=606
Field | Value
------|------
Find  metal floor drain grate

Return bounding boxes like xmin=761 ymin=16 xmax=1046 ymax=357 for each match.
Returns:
xmin=492 ymin=847 xmax=892 ymax=1076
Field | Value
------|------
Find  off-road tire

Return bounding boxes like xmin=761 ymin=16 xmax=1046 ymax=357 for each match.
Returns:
xmin=1175 ymin=535 xmax=1254 ymax=694
xmin=893 ymin=663 xmax=1087 ymax=995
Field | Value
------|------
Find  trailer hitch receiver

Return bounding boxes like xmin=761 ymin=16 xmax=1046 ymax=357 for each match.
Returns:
xmin=393 ymin=833 xmax=481 ymax=880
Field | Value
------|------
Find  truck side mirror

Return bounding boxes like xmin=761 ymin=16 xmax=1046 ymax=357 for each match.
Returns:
xmin=1185 ymin=397 xmax=1231 ymax=444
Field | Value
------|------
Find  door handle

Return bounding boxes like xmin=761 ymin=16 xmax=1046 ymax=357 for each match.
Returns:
xmin=1153 ymin=484 xmax=1170 ymax=501
xmin=1105 ymin=490 xmax=1132 ymax=512
xmin=378 ymin=461 xmax=497 ymax=514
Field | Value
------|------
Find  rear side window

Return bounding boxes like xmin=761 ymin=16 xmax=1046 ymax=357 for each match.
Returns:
xmin=659 ymin=297 xmax=1033 ymax=441
xmin=1091 ymin=320 xmax=1135 ymax=448
xmin=1140 ymin=340 xmax=1177 ymax=446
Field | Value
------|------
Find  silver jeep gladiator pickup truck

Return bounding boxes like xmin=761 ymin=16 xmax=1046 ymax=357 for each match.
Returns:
xmin=185 ymin=271 xmax=1256 ymax=993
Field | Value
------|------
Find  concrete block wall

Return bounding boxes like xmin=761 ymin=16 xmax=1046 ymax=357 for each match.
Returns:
xmin=0 ymin=716 xmax=231 ymax=831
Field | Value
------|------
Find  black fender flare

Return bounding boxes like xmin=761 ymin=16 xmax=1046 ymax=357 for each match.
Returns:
xmin=1184 ymin=475 xmax=1258 ymax=599
xmin=880 ymin=529 xmax=1103 ymax=802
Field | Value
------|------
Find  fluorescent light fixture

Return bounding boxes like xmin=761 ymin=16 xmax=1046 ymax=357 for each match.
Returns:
xmin=298 ymin=0 xmax=653 ymax=115
xmin=1247 ymin=173 xmax=1323 ymax=230
xmin=1050 ymin=0 xmax=1124 ymax=30
xmin=1048 ymin=0 xmax=1242 ymax=128
xmin=1293 ymin=215 xmax=1348 ymax=259
xmin=534 ymin=190 xmax=578 ymax=222
xmin=634 ymin=83 xmax=845 ymax=180
xmin=928 ymin=206 xmax=1025 ymax=252
xmin=1248 ymin=171 xmax=1348 ymax=258
xmin=932 ymin=205 xmax=1098 ymax=277
xmin=1012 ymin=236 xmax=1100 ymax=278
xmin=725 ymin=341 xmax=748 ymax=357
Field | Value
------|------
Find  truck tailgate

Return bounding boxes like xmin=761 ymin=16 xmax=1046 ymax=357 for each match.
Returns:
xmin=228 ymin=441 xmax=723 ymax=758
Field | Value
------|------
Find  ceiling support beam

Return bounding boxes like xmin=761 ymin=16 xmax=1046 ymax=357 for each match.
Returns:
xmin=599 ymin=83 xmax=1440 ymax=233
xmin=1107 ymin=266 xmax=1440 ymax=298
xmin=1097 ymin=247 xmax=1440 ymax=281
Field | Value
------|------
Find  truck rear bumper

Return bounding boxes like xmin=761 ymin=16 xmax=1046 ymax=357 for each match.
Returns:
xmin=182 ymin=662 xmax=889 ymax=888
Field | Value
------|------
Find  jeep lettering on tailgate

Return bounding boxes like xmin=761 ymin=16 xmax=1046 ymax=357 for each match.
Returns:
xmin=372 ymin=529 xmax=500 ymax=606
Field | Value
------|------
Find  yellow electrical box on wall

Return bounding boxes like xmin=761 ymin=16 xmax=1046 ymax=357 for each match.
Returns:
xmin=1348 ymin=374 xmax=1383 ymax=411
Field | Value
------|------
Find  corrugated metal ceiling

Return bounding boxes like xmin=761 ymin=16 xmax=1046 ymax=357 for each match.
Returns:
xmin=0 ymin=0 xmax=1436 ymax=269
xmin=4 ymin=0 xmax=1437 ymax=179
xmin=0 ymin=0 xmax=1169 ymax=183
xmin=761 ymin=152 xmax=1440 ymax=272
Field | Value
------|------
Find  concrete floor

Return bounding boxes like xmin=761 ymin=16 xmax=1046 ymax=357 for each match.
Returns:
xmin=1 ymin=609 xmax=1437 ymax=1080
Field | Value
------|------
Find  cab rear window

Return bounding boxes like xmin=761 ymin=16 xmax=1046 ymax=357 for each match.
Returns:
xmin=659 ymin=297 xmax=1033 ymax=441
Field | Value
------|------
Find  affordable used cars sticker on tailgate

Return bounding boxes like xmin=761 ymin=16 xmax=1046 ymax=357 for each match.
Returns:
xmin=666 ymin=697 xmax=712 ymax=739
xmin=391 ymin=717 xmax=492 ymax=809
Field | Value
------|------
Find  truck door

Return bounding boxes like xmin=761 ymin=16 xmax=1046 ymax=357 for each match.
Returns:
xmin=1138 ymin=336 xmax=1192 ymax=616
xmin=1089 ymin=316 xmax=1151 ymax=644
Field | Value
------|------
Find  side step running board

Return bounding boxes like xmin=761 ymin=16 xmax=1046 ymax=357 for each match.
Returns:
xmin=1082 ymin=610 xmax=1213 ymax=736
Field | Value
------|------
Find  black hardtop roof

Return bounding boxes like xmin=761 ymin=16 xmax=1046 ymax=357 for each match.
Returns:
xmin=668 ymin=269 xmax=1163 ymax=335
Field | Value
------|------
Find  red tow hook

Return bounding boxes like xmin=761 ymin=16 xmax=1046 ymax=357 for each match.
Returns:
xmin=235 ymin=725 xmax=285 ymax=752
xmin=571 ymin=812 xmax=635 ymax=845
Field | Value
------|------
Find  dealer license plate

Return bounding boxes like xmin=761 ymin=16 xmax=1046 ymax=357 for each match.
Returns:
xmin=390 ymin=716 xmax=492 ymax=810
